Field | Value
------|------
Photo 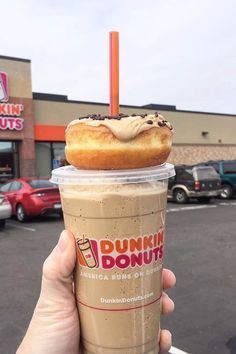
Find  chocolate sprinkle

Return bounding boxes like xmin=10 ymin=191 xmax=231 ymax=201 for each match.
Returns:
xmin=76 ymin=113 xmax=172 ymax=130
xmin=78 ymin=113 xmax=131 ymax=120
xmin=158 ymin=121 xmax=166 ymax=127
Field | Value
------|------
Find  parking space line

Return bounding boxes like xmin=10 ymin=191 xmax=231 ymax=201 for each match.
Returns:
xmin=167 ymin=205 xmax=217 ymax=213
xmin=8 ymin=222 xmax=36 ymax=232
xmin=169 ymin=346 xmax=190 ymax=354
xmin=219 ymin=202 xmax=236 ymax=206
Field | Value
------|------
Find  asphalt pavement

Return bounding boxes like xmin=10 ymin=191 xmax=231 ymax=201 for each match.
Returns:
xmin=0 ymin=199 xmax=235 ymax=354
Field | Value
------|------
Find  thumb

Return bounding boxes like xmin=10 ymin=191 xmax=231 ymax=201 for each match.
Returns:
xmin=39 ymin=230 xmax=77 ymax=305
xmin=16 ymin=231 xmax=79 ymax=354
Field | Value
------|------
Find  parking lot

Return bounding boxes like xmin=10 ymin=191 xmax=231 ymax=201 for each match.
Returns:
xmin=0 ymin=198 xmax=236 ymax=354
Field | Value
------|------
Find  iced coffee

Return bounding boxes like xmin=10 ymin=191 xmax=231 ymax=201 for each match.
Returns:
xmin=51 ymin=113 xmax=174 ymax=354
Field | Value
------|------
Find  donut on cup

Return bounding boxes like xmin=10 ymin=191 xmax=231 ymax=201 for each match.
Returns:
xmin=65 ymin=113 xmax=173 ymax=170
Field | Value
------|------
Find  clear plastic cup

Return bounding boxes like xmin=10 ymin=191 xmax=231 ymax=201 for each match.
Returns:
xmin=51 ymin=163 xmax=175 ymax=354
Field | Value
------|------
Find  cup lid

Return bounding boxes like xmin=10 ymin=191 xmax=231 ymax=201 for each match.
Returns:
xmin=50 ymin=163 xmax=175 ymax=185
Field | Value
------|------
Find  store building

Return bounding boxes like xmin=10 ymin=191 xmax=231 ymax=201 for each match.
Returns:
xmin=0 ymin=54 xmax=236 ymax=182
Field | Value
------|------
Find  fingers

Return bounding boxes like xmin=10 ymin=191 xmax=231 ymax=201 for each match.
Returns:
xmin=161 ymin=291 xmax=175 ymax=315
xmin=159 ymin=329 xmax=172 ymax=353
xmin=162 ymin=268 xmax=176 ymax=290
xmin=161 ymin=268 xmax=175 ymax=315
xmin=39 ymin=230 xmax=77 ymax=303
xmin=159 ymin=269 xmax=175 ymax=352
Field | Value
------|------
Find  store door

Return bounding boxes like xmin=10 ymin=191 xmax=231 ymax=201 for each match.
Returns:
xmin=0 ymin=141 xmax=19 ymax=184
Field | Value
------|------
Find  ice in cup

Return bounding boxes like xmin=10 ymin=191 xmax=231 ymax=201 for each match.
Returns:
xmin=51 ymin=163 xmax=175 ymax=354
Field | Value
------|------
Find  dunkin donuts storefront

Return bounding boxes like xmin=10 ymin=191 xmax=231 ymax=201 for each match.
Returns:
xmin=0 ymin=57 xmax=35 ymax=183
xmin=1 ymin=54 xmax=236 ymax=184
xmin=0 ymin=55 xmax=69 ymax=184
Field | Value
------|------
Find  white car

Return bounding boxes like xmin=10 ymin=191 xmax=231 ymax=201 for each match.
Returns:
xmin=0 ymin=194 xmax=11 ymax=228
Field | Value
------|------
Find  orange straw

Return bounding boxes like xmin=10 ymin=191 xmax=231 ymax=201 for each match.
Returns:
xmin=109 ymin=31 xmax=119 ymax=116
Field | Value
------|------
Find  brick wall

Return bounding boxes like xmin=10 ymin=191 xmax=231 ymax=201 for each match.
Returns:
xmin=168 ymin=145 xmax=236 ymax=165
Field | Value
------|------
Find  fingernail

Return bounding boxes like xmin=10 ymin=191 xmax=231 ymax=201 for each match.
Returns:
xmin=162 ymin=292 xmax=170 ymax=299
xmin=57 ymin=231 xmax=67 ymax=253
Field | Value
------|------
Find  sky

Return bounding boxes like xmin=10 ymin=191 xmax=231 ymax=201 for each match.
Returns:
xmin=1 ymin=0 xmax=236 ymax=114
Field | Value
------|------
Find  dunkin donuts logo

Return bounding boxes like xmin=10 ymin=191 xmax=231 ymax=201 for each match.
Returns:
xmin=0 ymin=72 xmax=8 ymax=102
xmin=0 ymin=72 xmax=25 ymax=131
xmin=77 ymin=228 xmax=164 ymax=270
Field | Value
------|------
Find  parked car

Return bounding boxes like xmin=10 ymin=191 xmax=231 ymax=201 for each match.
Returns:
xmin=168 ymin=165 xmax=222 ymax=204
xmin=198 ymin=160 xmax=236 ymax=199
xmin=0 ymin=194 xmax=12 ymax=228
xmin=0 ymin=178 xmax=62 ymax=222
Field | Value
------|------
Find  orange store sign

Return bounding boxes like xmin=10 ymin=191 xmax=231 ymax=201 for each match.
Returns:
xmin=0 ymin=72 xmax=24 ymax=131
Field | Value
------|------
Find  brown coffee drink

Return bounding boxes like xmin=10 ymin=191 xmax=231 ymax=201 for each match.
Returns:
xmin=52 ymin=113 xmax=174 ymax=354
xmin=58 ymin=178 xmax=169 ymax=354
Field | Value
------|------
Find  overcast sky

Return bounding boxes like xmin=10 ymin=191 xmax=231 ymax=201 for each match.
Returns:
xmin=1 ymin=0 xmax=236 ymax=114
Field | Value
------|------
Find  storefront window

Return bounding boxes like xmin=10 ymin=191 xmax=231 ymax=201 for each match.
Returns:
xmin=35 ymin=142 xmax=51 ymax=177
xmin=52 ymin=142 xmax=68 ymax=167
xmin=0 ymin=141 xmax=19 ymax=184
xmin=0 ymin=142 xmax=12 ymax=152
xmin=35 ymin=142 xmax=67 ymax=177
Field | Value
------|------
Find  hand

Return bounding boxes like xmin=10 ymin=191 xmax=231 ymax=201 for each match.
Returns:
xmin=17 ymin=230 xmax=176 ymax=354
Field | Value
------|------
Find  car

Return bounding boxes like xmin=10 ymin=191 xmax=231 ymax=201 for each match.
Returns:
xmin=168 ymin=165 xmax=222 ymax=204
xmin=0 ymin=194 xmax=12 ymax=228
xmin=0 ymin=178 xmax=62 ymax=222
xmin=198 ymin=160 xmax=236 ymax=199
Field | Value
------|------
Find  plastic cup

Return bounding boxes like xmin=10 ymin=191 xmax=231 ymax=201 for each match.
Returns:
xmin=51 ymin=163 xmax=175 ymax=354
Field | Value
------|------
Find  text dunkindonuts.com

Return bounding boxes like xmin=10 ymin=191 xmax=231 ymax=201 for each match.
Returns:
xmin=77 ymin=228 xmax=164 ymax=270
xmin=101 ymin=292 xmax=154 ymax=304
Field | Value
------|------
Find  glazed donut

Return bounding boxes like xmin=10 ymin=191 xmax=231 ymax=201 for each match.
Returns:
xmin=65 ymin=113 xmax=173 ymax=170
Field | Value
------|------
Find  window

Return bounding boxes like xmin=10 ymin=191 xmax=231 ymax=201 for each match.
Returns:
xmin=0 ymin=142 xmax=13 ymax=152
xmin=35 ymin=142 xmax=67 ymax=177
xmin=0 ymin=182 xmax=12 ymax=192
xmin=0 ymin=141 xmax=19 ymax=183
xmin=223 ymin=162 xmax=236 ymax=174
xmin=176 ymin=168 xmax=193 ymax=180
xmin=10 ymin=181 xmax=22 ymax=191
xmin=35 ymin=142 xmax=51 ymax=177
xmin=208 ymin=163 xmax=219 ymax=173
xmin=52 ymin=142 xmax=66 ymax=166
xmin=195 ymin=167 xmax=219 ymax=180
xmin=28 ymin=180 xmax=56 ymax=189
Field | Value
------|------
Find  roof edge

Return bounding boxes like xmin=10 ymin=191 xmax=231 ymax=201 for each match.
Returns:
xmin=32 ymin=92 xmax=236 ymax=117
xmin=0 ymin=55 xmax=31 ymax=63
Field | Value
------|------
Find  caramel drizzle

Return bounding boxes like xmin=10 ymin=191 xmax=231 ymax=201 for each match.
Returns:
xmin=67 ymin=113 xmax=173 ymax=142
